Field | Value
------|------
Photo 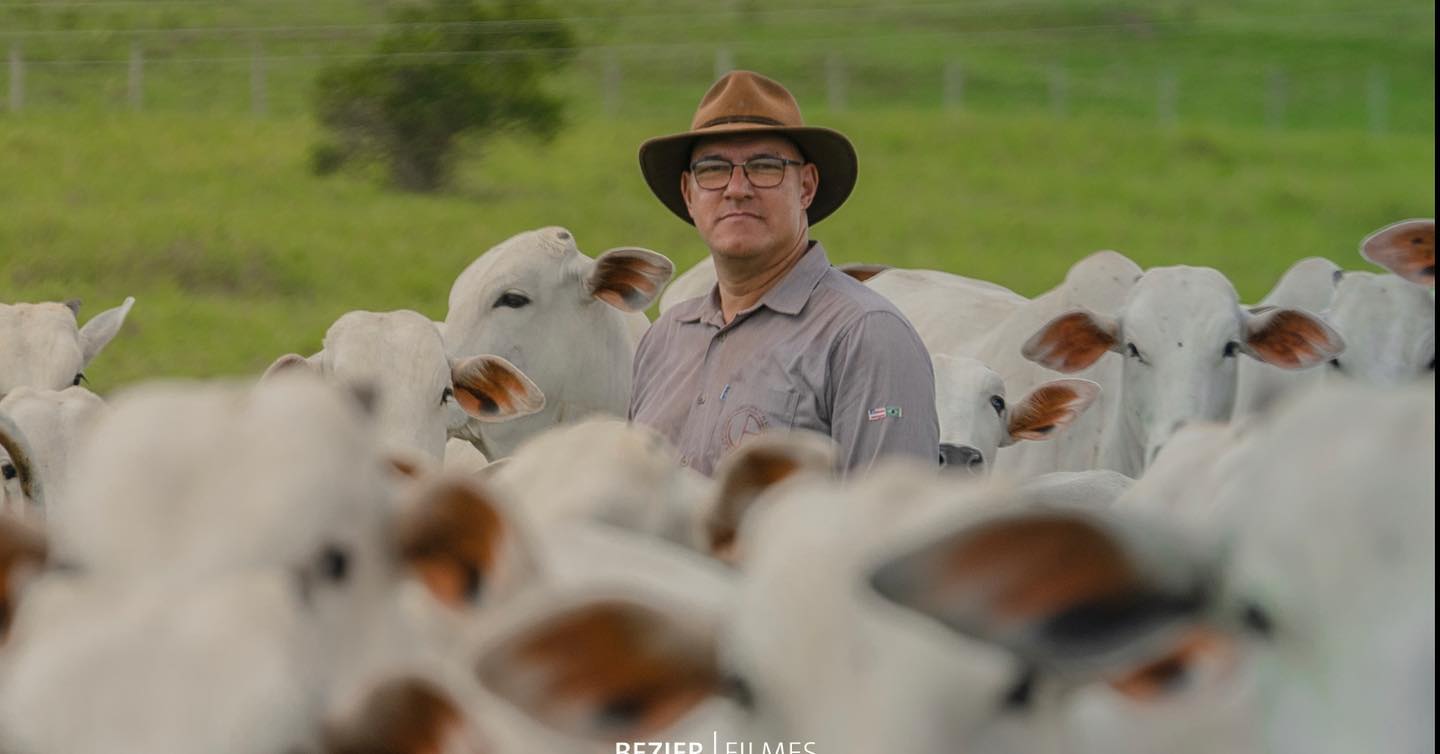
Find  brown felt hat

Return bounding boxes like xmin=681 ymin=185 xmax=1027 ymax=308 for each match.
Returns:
xmin=638 ymin=70 xmax=858 ymax=226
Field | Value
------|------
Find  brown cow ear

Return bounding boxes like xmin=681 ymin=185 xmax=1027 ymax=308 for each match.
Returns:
xmin=323 ymin=677 xmax=474 ymax=754
xmin=1241 ymin=308 xmax=1345 ymax=370
xmin=395 ymin=476 xmax=527 ymax=610
xmin=704 ymin=431 xmax=836 ymax=564
xmin=868 ymin=508 xmax=1215 ymax=682
xmin=1005 ymin=378 xmax=1101 ymax=445
xmin=1361 ymin=218 xmax=1435 ymax=286
xmin=587 ymin=248 xmax=676 ymax=312
xmin=837 ymin=262 xmax=892 ymax=282
xmin=476 ymin=596 xmax=722 ymax=743
xmin=1021 ymin=310 xmax=1120 ymax=373
xmin=1104 ymin=627 xmax=1239 ymax=702
xmin=0 ymin=516 xmax=48 ymax=644
xmin=449 ymin=355 xmax=545 ymax=422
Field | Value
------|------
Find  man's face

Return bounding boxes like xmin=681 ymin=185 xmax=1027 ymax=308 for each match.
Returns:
xmin=681 ymin=134 xmax=819 ymax=263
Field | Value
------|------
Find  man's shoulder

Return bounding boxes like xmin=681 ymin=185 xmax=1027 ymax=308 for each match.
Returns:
xmin=811 ymin=266 xmax=913 ymax=328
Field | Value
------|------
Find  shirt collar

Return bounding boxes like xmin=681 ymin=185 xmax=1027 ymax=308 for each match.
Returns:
xmin=679 ymin=241 xmax=831 ymax=326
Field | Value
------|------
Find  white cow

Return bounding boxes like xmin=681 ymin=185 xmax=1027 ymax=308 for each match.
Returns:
xmin=492 ymin=418 xmax=835 ymax=563
xmin=0 ymin=297 xmax=134 ymax=397
xmin=1361 ymin=218 xmax=1434 ymax=287
xmin=864 ymin=268 xmax=1029 ymax=357
xmin=266 ymin=309 xmax=544 ymax=464
xmin=1211 ymin=383 xmax=1434 ymax=754
xmin=469 ymin=463 xmax=1220 ymax=754
xmin=0 ymin=374 xmax=558 ymax=754
xmin=966 ymin=251 xmax=1144 ymax=479
xmin=326 ymin=520 xmax=741 ymax=754
xmin=1022 ymin=266 xmax=1343 ymax=476
xmin=443 ymin=227 xmax=674 ymax=460
xmin=0 ymin=375 xmax=403 ymax=754
xmin=933 ymin=354 xmax=1100 ymax=475
xmin=0 ymin=386 xmax=107 ymax=520
xmin=1236 ymin=259 xmax=1434 ymax=417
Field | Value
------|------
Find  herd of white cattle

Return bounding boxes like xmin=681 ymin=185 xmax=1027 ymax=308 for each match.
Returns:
xmin=0 ymin=218 xmax=1432 ymax=754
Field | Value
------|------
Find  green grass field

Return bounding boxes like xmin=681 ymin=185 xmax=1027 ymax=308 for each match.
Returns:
xmin=0 ymin=1 xmax=1433 ymax=393
xmin=2 ymin=107 xmax=1431 ymax=392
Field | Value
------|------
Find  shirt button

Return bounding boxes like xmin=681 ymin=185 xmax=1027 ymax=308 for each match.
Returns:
xmin=680 ymin=457 xmax=689 ymax=467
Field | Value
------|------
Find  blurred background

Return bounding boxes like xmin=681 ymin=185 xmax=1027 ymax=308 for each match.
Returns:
xmin=1 ymin=0 xmax=1434 ymax=389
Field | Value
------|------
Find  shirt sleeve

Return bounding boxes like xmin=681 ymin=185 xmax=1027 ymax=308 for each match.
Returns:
xmin=826 ymin=310 xmax=940 ymax=475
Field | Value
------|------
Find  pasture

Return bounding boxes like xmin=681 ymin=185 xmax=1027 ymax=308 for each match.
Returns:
xmin=1 ymin=108 xmax=1431 ymax=390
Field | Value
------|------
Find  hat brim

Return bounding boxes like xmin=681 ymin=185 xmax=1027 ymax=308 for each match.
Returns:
xmin=638 ymin=122 xmax=857 ymax=227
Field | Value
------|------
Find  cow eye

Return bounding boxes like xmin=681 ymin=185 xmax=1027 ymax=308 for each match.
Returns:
xmin=1428 ymin=357 xmax=1435 ymax=371
xmin=1125 ymin=343 xmax=1146 ymax=363
xmin=719 ymin=671 xmax=757 ymax=712
xmin=1241 ymin=602 xmax=1274 ymax=639
xmin=1 ymin=463 xmax=15 ymax=481
xmin=440 ymin=386 xmax=454 ymax=406
xmin=493 ymin=291 xmax=531 ymax=309
xmin=1328 ymin=358 xmax=1342 ymax=371
xmin=989 ymin=395 xmax=1006 ymax=414
xmin=317 ymin=544 xmax=350 ymax=585
xmin=1223 ymin=341 xmax=1239 ymax=358
xmin=72 ymin=372 xmax=86 ymax=386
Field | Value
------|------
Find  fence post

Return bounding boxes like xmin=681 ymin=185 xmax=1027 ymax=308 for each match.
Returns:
xmin=1265 ymin=66 xmax=1286 ymax=130
xmin=7 ymin=44 xmax=21 ymax=112
xmin=943 ymin=60 xmax=964 ymax=112
xmin=250 ymin=38 xmax=268 ymax=117
xmin=601 ymin=50 xmax=621 ymax=115
xmin=1048 ymin=64 xmax=1068 ymax=117
xmin=1367 ymin=66 xmax=1389 ymax=135
xmin=826 ymin=53 xmax=846 ymax=111
xmin=1157 ymin=68 xmax=1178 ymax=128
xmin=714 ymin=48 xmax=733 ymax=82
xmin=128 ymin=43 xmax=144 ymax=111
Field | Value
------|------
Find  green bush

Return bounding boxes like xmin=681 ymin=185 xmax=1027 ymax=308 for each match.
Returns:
xmin=312 ymin=0 xmax=574 ymax=192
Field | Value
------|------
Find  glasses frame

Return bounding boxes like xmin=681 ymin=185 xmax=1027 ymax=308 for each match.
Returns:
xmin=687 ymin=156 xmax=806 ymax=191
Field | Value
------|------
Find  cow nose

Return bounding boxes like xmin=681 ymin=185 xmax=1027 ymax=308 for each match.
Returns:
xmin=939 ymin=444 xmax=986 ymax=474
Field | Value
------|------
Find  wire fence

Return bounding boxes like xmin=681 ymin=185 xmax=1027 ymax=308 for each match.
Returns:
xmin=0 ymin=2 xmax=1433 ymax=134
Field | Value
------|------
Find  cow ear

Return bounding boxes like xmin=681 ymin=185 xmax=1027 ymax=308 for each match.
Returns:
xmin=704 ymin=431 xmax=836 ymax=564
xmin=587 ymin=248 xmax=676 ymax=312
xmin=395 ymin=475 xmax=533 ymax=610
xmin=77 ymin=296 xmax=135 ymax=368
xmin=1021 ymin=310 xmax=1120 ymax=373
xmin=324 ymin=677 xmax=472 ymax=754
xmin=1241 ymin=308 xmax=1345 ymax=370
xmin=449 ymin=355 xmax=545 ymax=422
xmin=0 ymin=515 xmax=48 ymax=644
xmin=837 ymin=262 xmax=891 ymax=282
xmin=1361 ymin=218 xmax=1435 ymax=286
xmin=1004 ymin=379 xmax=1101 ymax=445
xmin=476 ymin=595 xmax=723 ymax=743
xmin=1103 ymin=626 xmax=1239 ymax=702
xmin=262 ymin=352 xmax=320 ymax=381
xmin=869 ymin=509 xmax=1213 ymax=682
xmin=0 ymin=414 xmax=45 ymax=512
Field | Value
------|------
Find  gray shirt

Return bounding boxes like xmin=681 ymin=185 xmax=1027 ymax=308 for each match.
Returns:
xmin=629 ymin=241 xmax=939 ymax=477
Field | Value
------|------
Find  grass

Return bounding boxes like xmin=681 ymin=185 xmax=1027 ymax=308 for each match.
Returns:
xmin=1 ymin=107 xmax=1432 ymax=394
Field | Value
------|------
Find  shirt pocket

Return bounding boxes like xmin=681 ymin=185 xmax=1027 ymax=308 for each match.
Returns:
xmin=717 ymin=386 xmax=801 ymax=453
xmin=763 ymin=386 xmax=801 ymax=430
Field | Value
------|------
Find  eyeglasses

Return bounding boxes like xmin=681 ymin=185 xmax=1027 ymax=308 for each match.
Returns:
xmin=688 ymin=156 xmax=804 ymax=190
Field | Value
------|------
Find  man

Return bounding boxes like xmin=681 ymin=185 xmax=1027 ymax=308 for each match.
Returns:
xmin=629 ymin=70 xmax=939 ymax=477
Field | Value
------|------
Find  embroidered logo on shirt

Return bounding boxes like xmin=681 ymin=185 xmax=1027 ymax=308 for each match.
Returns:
xmin=722 ymin=406 xmax=770 ymax=450
xmin=868 ymin=406 xmax=902 ymax=421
